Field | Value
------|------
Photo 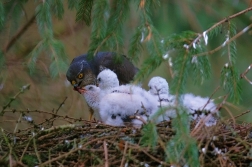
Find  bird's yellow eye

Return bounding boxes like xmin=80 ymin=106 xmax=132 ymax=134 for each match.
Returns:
xmin=78 ymin=73 xmax=84 ymax=79
xmin=72 ymin=80 xmax=76 ymax=85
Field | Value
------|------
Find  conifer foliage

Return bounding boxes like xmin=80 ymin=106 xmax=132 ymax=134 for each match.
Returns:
xmin=1 ymin=0 xmax=252 ymax=166
xmin=28 ymin=0 xmax=68 ymax=77
xmin=1 ymin=0 xmax=250 ymax=99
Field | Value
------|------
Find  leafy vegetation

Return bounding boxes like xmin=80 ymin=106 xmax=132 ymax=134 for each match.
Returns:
xmin=1 ymin=0 xmax=252 ymax=166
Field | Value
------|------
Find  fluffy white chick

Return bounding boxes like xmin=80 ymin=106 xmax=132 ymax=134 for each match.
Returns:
xmin=97 ymin=69 xmax=119 ymax=98
xmin=97 ymin=69 xmax=142 ymax=95
xmin=148 ymin=76 xmax=177 ymax=121
xmin=147 ymin=76 xmax=217 ymax=126
xmin=81 ymin=85 xmax=102 ymax=121
xmin=181 ymin=93 xmax=217 ymax=126
xmin=97 ymin=69 xmax=158 ymax=116
xmin=82 ymin=85 xmax=154 ymax=127
xmin=99 ymin=93 xmax=151 ymax=127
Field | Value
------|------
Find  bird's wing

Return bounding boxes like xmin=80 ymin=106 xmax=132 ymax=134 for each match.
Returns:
xmin=94 ymin=52 xmax=139 ymax=84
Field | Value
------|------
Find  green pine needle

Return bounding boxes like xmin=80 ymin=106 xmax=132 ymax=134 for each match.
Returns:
xmin=0 ymin=2 xmax=4 ymax=28
xmin=36 ymin=1 xmax=53 ymax=37
xmin=50 ymin=0 xmax=64 ymax=20
xmin=27 ymin=40 xmax=45 ymax=75
xmin=28 ymin=38 xmax=68 ymax=78
xmin=164 ymin=31 xmax=197 ymax=49
xmin=135 ymin=54 xmax=163 ymax=82
xmin=229 ymin=41 xmax=237 ymax=66
xmin=67 ymin=0 xmax=80 ymax=10
xmin=3 ymin=0 xmax=26 ymax=31
xmin=76 ymin=0 xmax=94 ymax=26
xmin=0 ymin=50 xmax=4 ymax=68
xmin=190 ymin=49 xmax=211 ymax=84
xmin=104 ymin=0 xmax=129 ymax=53
xmin=221 ymin=65 xmax=242 ymax=104
xmin=88 ymin=0 xmax=108 ymax=55
xmin=228 ymin=22 xmax=237 ymax=65
xmin=170 ymin=50 xmax=191 ymax=95
xmin=0 ymin=50 xmax=5 ymax=84
xmin=220 ymin=22 xmax=237 ymax=66
xmin=162 ymin=31 xmax=207 ymax=94
xmin=208 ymin=24 xmax=223 ymax=38
xmin=48 ymin=40 xmax=68 ymax=78
xmin=128 ymin=27 xmax=143 ymax=63
xmin=140 ymin=122 xmax=158 ymax=149
xmin=165 ymin=108 xmax=199 ymax=166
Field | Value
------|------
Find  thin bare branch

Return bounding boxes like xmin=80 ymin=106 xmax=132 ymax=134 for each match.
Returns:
xmin=193 ymin=23 xmax=252 ymax=57
xmin=188 ymin=6 xmax=252 ymax=50
xmin=3 ymin=14 xmax=36 ymax=53
xmin=240 ymin=64 xmax=252 ymax=84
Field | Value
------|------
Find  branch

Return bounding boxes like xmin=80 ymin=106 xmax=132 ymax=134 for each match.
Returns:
xmin=93 ymin=33 xmax=113 ymax=55
xmin=55 ymin=97 xmax=68 ymax=114
xmin=103 ymin=140 xmax=109 ymax=167
xmin=3 ymin=14 xmax=36 ymax=53
xmin=234 ymin=110 xmax=250 ymax=119
xmin=39 ymin=136 xmax=113 ymax=166
xmin=120 ymin=141 xmax=128 ymax=167
xmin=188 ymin=6 xmax=252 ymax=50
xmin=193 ymin=23 xmax=252 ymax=57
xmin=0 ymin=84 xmax=30 ymax=115
xmin=240 ymin=64 xmax=252 ymax=84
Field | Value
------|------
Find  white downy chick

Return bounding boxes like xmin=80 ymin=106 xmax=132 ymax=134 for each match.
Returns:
xmin=148 ymin=76 xmax=170 ymax=107
xmin=82 ymin=84 xmax=152 ymax=127
xmin=148 ymin=76 xmax=177 ymax=121
xmin=82 ymin=85 xmax=102 ymax=121
xmin=97 ymin=69 xmax=143 ymax=96
xmin=97 ymin=69 xmax=158 ymax=126
xmin=181 ymin=93 xmax=217 ymax=126
xmin=147 ymin=76 xmax=218 ymax=126
xmin=99 ymin=93 xmax=151 ymax=127
xmin=97 ymin=69 xmax=119 ymax=98
xmin=97 ymin=69 xmax=158 ymax=116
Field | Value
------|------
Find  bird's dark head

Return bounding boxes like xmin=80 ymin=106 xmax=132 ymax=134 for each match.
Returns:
xmin=66 ymin=60 xmax=97 ymax=93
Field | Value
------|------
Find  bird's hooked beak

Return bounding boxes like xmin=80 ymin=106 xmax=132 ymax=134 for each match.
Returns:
xmin=73 ymin=84 xmax=85 ymax=94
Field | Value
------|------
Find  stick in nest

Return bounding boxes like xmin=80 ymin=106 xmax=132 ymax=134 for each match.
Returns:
xmin=103 ymin=140 xmax=109 ymax=167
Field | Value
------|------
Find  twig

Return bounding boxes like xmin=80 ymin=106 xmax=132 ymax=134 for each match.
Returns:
xmin=240 ymin=64 xmax=252 ymax=84
xmin=128 ymin=142 xmax=169 ymax=166
xmin=48 ymin=148 xmax=52 ymax=167
xmin=0 ymin=128 xmax=18 ymax=161
xmin=234 ymin=110 xmax=250 ymax=119
xmin=129 ymin=115 xmax=147 ymax=125
xmin=20 ymin=136 xmax=34 ymax=163
xmin=216 ymin=95 xmax=228 ymax=111
xmin=33 ymin=134 xmax=42 ymax=164
xmin=192 ymin=115 xmax=208 ymax=133
xmin=51 ymin=97 xmax=68 ymax=126
xmin=13 ymin=114 xmax=22 ymax=134
xmin=141 ymin=149 xmax=167 ymax=166
xmin=103 ymin=140 xmax=109 ymax=167
xmin=55 ymin=97 xmax=68 ymax=114
xmin=1 ymin=84 xmax=30 ymax=114
xmin=120 ymin=141 xmax=128 ymax=167
xmin=3 ymin=14 xmax=36 ymax=53
xmin=93 ymin=33 xmax=113 ymax=56
xmin=39 ymin=136 xmax=114 ymax=166
xmin=188 ymin=6 xmax=252 ymax=50
xmin=42 ymin=124 xmax=77 ymax=133
xmin=222 ymin=105 xmax=236 ymax=125
xmin=202 ymin=86 xmax=220 ymax=111
xmin=193 ymin=23 xmax=252 ymax=57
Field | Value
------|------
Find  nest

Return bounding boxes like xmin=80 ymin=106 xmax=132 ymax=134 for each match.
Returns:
xmin=0 ymin=109 xmax=252 ymax=167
